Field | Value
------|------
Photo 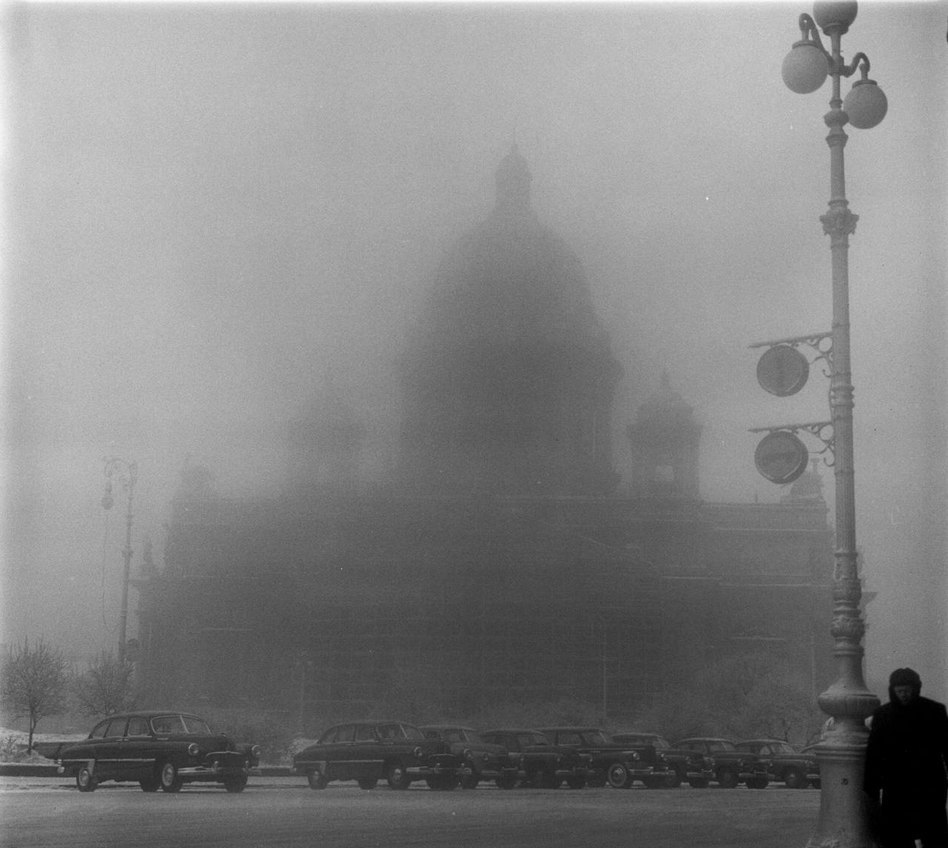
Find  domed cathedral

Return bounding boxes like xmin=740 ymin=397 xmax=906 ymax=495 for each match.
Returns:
xmin=399 ymin=145 xmax=622 ymax=496
xmin=134 ymin=147 xmax=837 ymax=728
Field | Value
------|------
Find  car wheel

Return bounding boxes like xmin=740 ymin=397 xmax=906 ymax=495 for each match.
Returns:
xmin=784 ymin=768 xmax=806 ymax=789
xmin=426 ymin=775 xmax=457 ymax=791
xmin=688 ymin=778 xmax=710 ymax=788
xmin=307 ymin=770 xmax=328 ymax=790
xmin=606 ymin=762 xmax=631 ymax=789
xmin=537 ymin=768 xmax=558 ymax=789
xmin=717 ymin=769 xmax=739 ymax=789
xmin=139 ymin=775 xmax=160 ymax=792
xmin=358 ymin=778 xmax=378 ymax=790
xmin=666 ymin=769 xmax=683 ymax=789
xmin=810 ymin=779 xmax=821 ymax=789
xmin=460 ymin=774 xmax=479 ymax=790
xmin=746 ymin=776 xmax=769 ymax=789
xmin=76 ymin=765 xmax=98 ymax=793
xmin=644 ymin=776 xmax=666 ymax=789
xmin=496 ymin=775 xmax=518 ymax=790
xmin=223 ymin=775 xmax=248 ymax=793
xmin=159 ymin=761 xmax=183 ymax=793
xmin=565 ymin=776 xmax=586 ymax=790
xmin=386 ymin=762 xmax=412 ymax=790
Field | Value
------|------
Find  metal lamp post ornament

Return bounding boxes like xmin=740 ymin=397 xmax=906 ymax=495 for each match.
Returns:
xmin=751 ymin=3 xmax=886 ymax=848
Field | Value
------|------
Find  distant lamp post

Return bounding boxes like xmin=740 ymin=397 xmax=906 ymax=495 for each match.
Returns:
xmin=777 ymin=4 xmax=885 ymax=848
xmin=102 ymin=457 xmax=138 ymax=666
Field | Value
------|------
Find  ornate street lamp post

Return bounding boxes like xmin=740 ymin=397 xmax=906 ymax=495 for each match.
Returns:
xmin=780 ymin=4 xmax=887 ymax=848
xmin=101 ymin=457 xmax=138 ymax=666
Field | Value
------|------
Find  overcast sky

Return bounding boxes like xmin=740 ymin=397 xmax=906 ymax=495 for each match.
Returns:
xmin=2 ymin=1 xmax=946 ymax=698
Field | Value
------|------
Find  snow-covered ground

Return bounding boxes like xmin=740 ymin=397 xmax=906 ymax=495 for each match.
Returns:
xmin=0 ymin=728 xmax=85 ymax=763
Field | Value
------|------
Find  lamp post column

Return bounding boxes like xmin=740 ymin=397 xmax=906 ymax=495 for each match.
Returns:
xmin=780 ymin=5 xmax=888 ymax=847
xmin=102 ymin=457 xmax=138 ymax=666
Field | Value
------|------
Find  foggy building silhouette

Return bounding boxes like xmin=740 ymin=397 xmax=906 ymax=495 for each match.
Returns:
xmin=135 ymin=149 xmax=834 ymax=726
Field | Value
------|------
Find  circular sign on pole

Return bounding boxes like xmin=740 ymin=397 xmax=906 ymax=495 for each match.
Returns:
xmin=754 ymin=431 xmax=809 ymax=485
xmin=756 ymin=344 xmax=810 ymax=397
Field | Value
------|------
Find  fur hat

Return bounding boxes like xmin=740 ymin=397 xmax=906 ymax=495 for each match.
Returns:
xmin=889 ymin=667 xmax=922 ymax=689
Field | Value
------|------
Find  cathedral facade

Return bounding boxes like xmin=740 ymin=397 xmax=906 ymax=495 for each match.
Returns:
xmin=134 ymin=149 xmax=834 ymax=728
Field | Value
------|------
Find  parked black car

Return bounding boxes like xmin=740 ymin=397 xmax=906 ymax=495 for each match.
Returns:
xmin=673 ymin=737 xmax=769 ymax=789
xmin=537 ymin=727 xmax=647 ymax=789
xmin=734 ymin=739 xmax=820 ymax=788
xmin=612 ymin=732 xmax=715 ymax=788
xmin=39 ymin=711 xmax=260 ymax=793
xmin=420 ymin=725 xmax=519 ymax=789
xmin=293 ymin=720 xmax=462 ymax=790
xmin=481 ymin=728 xmax=593 ymax=789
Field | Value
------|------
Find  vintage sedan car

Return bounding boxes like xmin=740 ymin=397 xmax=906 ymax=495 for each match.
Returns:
xmin=42 ymin=711 xmax=260 ymax=793
xmin=420 ymin=725 xmax=520 ymax=789
xmin=537 ymin=727 xmax=648 ymax=789
xmin=735 ymin=739 xmax=820 ymax=788
xmin=293 ymin=720 xmax=463 ymax=790
xmin=481 ymin=728 xmax=593 ymax=789
xmin=612 ymin=732 xmax=715 ymax=788
xmin=673 ymin=737 xmax=769 ymax=789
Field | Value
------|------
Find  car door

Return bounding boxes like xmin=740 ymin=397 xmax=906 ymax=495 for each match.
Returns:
xmin=328 ymin=724 xmax=356 ymax=781
xmin=95 ymin=716 xmax=129 ymax=781
xmin=121 ymin=715 xmax=156 ymax=781
xmin=350 ymin=723 xmax=381 ymax=781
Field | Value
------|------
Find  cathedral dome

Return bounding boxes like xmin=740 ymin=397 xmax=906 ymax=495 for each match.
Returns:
xmin=399 ymin=147 xmax=621 ymax=496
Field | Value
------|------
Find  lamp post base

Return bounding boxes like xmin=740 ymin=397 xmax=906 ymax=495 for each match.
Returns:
xmin=807 ymin=729 xmax=877 ymax=848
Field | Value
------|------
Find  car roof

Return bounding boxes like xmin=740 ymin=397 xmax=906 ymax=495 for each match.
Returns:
xmin=483 ymin=728 xmax=549 ymax=734
xmin=538 ymin=726 xmax=603 ymax=732
xmin=95 ymin=711 xmax=205 ymax=721
xmin=419 ymin=724 xmax=476 ymax=731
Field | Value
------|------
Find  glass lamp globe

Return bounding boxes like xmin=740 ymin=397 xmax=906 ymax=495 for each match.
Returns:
xmin=844 ymin=79 xmax=887 ymax=129
xmin=782 ymin=41 xmax=829 ymax=94
xmin=813 ymin=1 xmax=858 ymax=34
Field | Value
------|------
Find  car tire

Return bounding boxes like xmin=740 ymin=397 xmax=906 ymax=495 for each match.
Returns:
xmin=386 ymin=762 xmax=412 ymax=790
xmin=666 ymin=769 xmax=683 ymax=789
xmin=810 ymin=779 xmax=821 ymax=789
xmin=746 ymin=776 xmax=769 ymax=789
xmin=139 ymin=775 xmax=161 ymax=792
xmin=159 ymin=761 xmax=183 ymax=793
xmin=565 ymin=776 xmax=586 ymax=790
xmin=460 ymin=774 xmax=479 ymax=790
xmin=688 ymin=778 xmax=710 ymax=788
xmin=358 ymin=778 xmax=378 ymax=790
xmin=717 ymin=769 xmax=739 ymax=789
xmin=606 ymin=762 xmax=631 ymax=789
xmin=784 ymin=768 xmax=806 ymax=789
xmin=644 ymin=776 xmax=666 ymax=789
xmin=76 ymin=765 xmax=98 ymax=793
xmin=426 ymin=775 xmax=457 ymax=791
xmin=307 ymin=770 xmax=328 ymax=790
xmin=223 ymin=775 xmax=248 ymax=793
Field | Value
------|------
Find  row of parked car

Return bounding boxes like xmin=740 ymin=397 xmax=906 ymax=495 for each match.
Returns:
xmin=38 ymin=710 xmax=821 ymax=794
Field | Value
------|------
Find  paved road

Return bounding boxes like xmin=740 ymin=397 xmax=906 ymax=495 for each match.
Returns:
xmin=0 ymin=776 xmax=820 ymax=848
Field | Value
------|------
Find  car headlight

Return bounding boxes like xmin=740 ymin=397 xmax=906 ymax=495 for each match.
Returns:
xmin=187 ymin=743 xmax=200 ymax=757
xmin=412 ymin=746 xmax=424 ymax=760
xmin=462 ymin=748 xmax=472 ymax=760
xmin=250 ymin=745 xmax=262 ymax=760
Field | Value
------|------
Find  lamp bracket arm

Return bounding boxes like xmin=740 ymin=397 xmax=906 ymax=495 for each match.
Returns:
xmin=797 ymin=13 xmax=831 ymax=59
xmin=839 ymin=51 xmax=870 ymax=79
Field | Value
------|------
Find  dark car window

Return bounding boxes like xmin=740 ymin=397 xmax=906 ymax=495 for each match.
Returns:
xmin=104 ymin=717 xmax=128 ymax=738
xmin=354 ymin=724 xmax=376 ymax=742
xmin=557 ymin=731 xmax=582 ymax=745
xmin=180 ymin=716 xmax=211 ymax=735
xmin=126 ymin=717 xmax=150 ymax=737
xmin=89 ymin=720 xmax=111 ymax=739
xmin=377 ymin=724 xmax=406 ymax=741
xmin=581 ymin=730 xmax=611 ymax=745
xmin=708 ymin=741 xmax=736 ymax=752
xmin=318 ymin=726 xmax=338 ymax=744
xmin=521 ymin=732 xmax=549 ymax=747
xmin=152 ymin=715 xmax=188 ymax=735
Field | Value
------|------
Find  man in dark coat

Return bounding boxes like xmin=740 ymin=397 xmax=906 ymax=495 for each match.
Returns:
xmin=864 ymin=668 xmax=948 ymax=848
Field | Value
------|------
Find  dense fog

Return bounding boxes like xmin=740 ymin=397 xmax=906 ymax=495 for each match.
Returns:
xmin=3 ymin=2 xmax=945 ymax=697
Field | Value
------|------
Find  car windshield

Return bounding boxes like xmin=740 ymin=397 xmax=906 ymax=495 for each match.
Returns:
xmin=651 ymin=737 xmax=670 ymax=749
xmin=151 ymin=715 xmax=211 ymax=735
xmin=707 ymin=741 xmax=736 ymax=752
xmin=378 ymin=723 xmax=424 ymax=741
xmin=520 ymin=733 xmax=549 ymax=746
xmin=770 ymin=742 xmax=796 ymax=754
xmin=580 ymin=730 xmax=612 ymax=745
